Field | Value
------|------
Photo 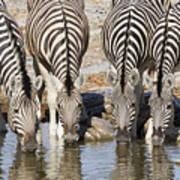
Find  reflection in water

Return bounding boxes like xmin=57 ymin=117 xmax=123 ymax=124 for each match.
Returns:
xmin=0 ymin=124 xmax=179 ymax=179
xmin=0 ymin=132 xmax=7 ymax=176
xmin=150 ymin=146 xmax=174 ymax=180
xmin=45 ymin=136 xmax=82 ymax=180
xmin=8 ymin=124 xmax=82 ymax=180
xmin=111 ymin=143 xmax=175 ymax=180
xmin=8 ymin=144 xmax=47 ymax=180
xmin=111 ymin=143 xmax=148 ymax=180
xmin=59 ymin=144 xmax=81 ymax=180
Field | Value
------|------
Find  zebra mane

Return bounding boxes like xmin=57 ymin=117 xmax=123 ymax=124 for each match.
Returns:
xmin=121 ymin=10 xmax=131 ymax=93
xmin=157 ymin=8 xmax=170 ymax=97
xmin=19 ymin=50 xmax=32 ymax=99
xmin=6 ymin=18 xmax=32 ymax=99
xmin=61 ymin=4 xmax=73 ymax=97
xmin=65 ymin=72 xmax=73 ymax=97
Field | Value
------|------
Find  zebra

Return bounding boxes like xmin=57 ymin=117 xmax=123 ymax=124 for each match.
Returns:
xmin=143 ymin=1 xmax=180 ymax=145
xmin=0 ymin=1 xmax=42 ymax=152
xmin=102 ymin=0 xmax=172 ymax=143
xmin=26 ymin=0 xmax=89 ymax=143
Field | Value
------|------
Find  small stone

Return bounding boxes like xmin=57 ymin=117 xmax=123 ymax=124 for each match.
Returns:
xmin=104 ymin=104 xmax=113 ymax=114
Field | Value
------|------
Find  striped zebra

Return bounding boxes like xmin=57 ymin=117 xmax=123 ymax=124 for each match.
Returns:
xmin=102 ymin=0 xmax=172 ymax=143
xmin=0 ymin=1 xmax=42 ymax=152
xmin=26 ymin=0 xmax=89 ymax=143
xmin=144 ymin=1 xmax=180 ymax=145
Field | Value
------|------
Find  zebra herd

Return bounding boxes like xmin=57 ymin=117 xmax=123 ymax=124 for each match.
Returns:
xmin=0 ymin=0 xmax=179 ymax=152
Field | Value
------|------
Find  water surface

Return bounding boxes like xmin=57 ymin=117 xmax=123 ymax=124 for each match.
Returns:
xmin=0 ymin=123 xmax=180 ymax=180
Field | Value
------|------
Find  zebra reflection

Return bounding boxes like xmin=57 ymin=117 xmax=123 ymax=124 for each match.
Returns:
xmin=8 ymin=145 xmax=47 ymax=180
xmin=111 ymin=144 xmax=147 ymax=179
xmin=150 ymin=146 xmax=174 ymax=179
xmin=46 ymin=135 xmax=82 ymax=180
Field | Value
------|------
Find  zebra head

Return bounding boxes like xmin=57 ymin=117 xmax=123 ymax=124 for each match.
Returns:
xmin=8 ymin=75 xmax=43 ymax=152
xmin=144 ymin=72 xmax=175 ymax=145
xmin=107 ymin=66 xmax=140 ymax=143
xmin=57 ymin=75 xmax=87 ymax=143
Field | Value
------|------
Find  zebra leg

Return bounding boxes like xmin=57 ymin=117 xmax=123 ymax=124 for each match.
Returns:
xmin=32 ymin=57 xmax=45 ymax=102
xmin=132 ymin=79 xmax=143 ymax=140
xmin=38 ymin=63 xmax=60 ymax=136
xmin=145 ymin=117 xmax=153 ymax=144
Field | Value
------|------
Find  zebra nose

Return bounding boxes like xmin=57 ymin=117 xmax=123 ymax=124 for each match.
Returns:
xmin=23 ymin=135 xmax=37 ymax=152
xmin=152 ymin=135 xmax=164 ymax=146
xmin=64 ymin=133 xmax=79 ymax=144
xmin=152 ymin=127 xmax=164 ymax=146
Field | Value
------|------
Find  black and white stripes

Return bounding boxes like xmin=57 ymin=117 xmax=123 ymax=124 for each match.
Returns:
xmin=26 ymin=0 xmax=89 ymax=142
xmin=145 ymin=1 xmax=180 ymax=145
xmin=102 ymin=0 xmax=171 ymax=142
xmin=0 ymin=2 xmax=41 ymax=151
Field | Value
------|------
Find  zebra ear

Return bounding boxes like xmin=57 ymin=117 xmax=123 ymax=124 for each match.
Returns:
xmin=106 ymin=65 xmax=117 ymax=86
xmin=143 ymin=69 xmax=154 ymax=90
xmin=74 ymin=74 xmax=86 ymax=89
xmin=163 ymin=73 xmax=175 ymax=90
xmin=129 ymin=68 xmax=140 ymax=87
xmin=33 ymin=75 xmax=43 ymax=90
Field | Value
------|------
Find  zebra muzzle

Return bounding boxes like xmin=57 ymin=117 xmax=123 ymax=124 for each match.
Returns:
xmin=22 ymin=134 xmax=38 ymax=152
xmin=116 ymin=128 xmax=130 ymax=143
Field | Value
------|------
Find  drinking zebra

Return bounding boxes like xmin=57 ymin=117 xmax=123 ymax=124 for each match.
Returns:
xmin=144 ymin=1 xmax=180 ymax=145
xmin=0 ymin=1 xmax=42 ymax=152
xmin=102 ymin=0 xmax=172 ymax=143
xmin=26 ymin=0 xmax=89 ymax=143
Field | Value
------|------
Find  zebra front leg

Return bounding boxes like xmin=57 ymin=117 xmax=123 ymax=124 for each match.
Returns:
xmin=145 ymin=117 xmax=153 ymax=144
xmin=38 ymin=63 xmax=59 ymax=136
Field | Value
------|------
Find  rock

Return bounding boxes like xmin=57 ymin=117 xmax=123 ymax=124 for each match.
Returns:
xmin=104 ymin=104 xmax=113 ymax=114
xmin=84 ymin=117 xmax=115 ymax=142
xmin=82 ymin=93 xmax=104 ymax=109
